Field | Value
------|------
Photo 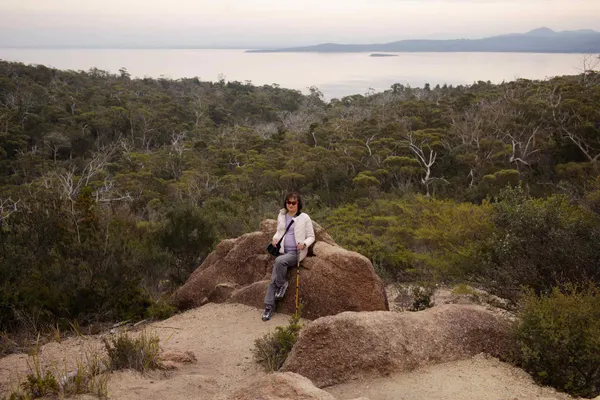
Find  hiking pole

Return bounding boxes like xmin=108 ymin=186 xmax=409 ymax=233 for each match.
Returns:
xmin=295 ymin=259 xmax=300 ymax=318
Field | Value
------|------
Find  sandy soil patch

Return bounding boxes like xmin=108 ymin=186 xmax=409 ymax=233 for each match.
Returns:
xmin=0 ymin=303 xmax=576 ymax=400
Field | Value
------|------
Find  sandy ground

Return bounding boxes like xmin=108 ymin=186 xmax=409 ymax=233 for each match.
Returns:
xmin=325 ymin=354 xmax=572 ymax=400
xmin=0 ymin=303 xmax=574 ymax=400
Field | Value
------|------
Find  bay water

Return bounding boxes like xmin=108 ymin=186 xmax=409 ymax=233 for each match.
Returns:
xmin=0 ymin=48 xmax=588 ymax=99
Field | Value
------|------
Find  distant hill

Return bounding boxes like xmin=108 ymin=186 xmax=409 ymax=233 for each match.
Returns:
xmin=246 ymin=28 xmax=600 ymax=53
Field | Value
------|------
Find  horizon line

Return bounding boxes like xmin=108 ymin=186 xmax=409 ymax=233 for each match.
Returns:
xmin=1 ymin=26 xmax=598 ymax=51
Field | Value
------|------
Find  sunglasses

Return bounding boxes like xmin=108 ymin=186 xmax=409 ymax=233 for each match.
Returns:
xmin=286 ymin=201 xmax=298 ymax=205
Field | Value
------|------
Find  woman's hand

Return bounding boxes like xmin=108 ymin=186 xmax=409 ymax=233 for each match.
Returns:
xmin=297 ymin=242 xmax=305 ymax=250
xmin=272 ymin=239 xmax=278 ymax=247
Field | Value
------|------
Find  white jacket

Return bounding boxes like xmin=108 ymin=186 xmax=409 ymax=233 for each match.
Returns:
xmin=272 ymin=209 xmax=316 ymax=262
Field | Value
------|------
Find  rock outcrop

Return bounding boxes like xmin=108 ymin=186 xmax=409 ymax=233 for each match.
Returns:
xmin=231 ymin=372 xmax=337 ymax=400
xmin=386 ymin=283 xmax=512 ymax=313
xmin=171 ymin=220 xmax=388 ymax=319
xmin=282 ymin=304 xmax=516 ymax=387
xmin=231 ymin=372 xmax=370 ymax=400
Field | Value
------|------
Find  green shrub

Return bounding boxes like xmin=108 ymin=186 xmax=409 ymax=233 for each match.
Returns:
xmin=59 ymin=351 xmax=108 ymax=398
xmin=477 ymin=169 xmax=520 ymax=198
xmin=8 ymin=350 xmax=108 ymax=400
xmin=103 ymin=330 xmax=162 ymax=372
xmin=324 ymin=196 xmax=492 ymax=282
xmin=451 ymin=283 xmax=477 ymax=296
xmin=449 ymin=284 xmax=512 ymax=310
xmin=409 ymin=284 xmax=435 ymax=311
xmin=516 ymin=284 xmax=600 ymax=397
xmin=8 ymin=347 xmax=59 ymax=399
xmin=21 ymin=370 xmax=59 ymax=399
xmin=476 ymin=186 xmax=600 ymax=300
xmin=156 ymin=203 xmax=217 ymax=285
xmin=252 ymin=314 xmax=302 ymax=372
xmin=0 ymin=191 xmax=160 ymax=332
xmin=145 ymin=299 xmax=177 ymax=320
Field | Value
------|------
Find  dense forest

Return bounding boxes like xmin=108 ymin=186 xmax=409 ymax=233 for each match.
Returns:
xmin=0 ymin=58 xmax=599 ymax=336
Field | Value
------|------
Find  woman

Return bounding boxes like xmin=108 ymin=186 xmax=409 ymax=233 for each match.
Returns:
xmin=262 ymin=192 xmax=315 ymax=321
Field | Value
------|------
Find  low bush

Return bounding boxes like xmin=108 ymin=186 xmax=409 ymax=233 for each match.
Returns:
xmin=450 ymin=283 xmax=512 ymax=310
xmin=156 ymin=203 xmax=217 ymax=285
xmin=20 ymin=370 xmax=59 ymax=399
xmin=145 ymin=298 xmax=177 ymax=320
xmin=409 ymin=284 xmax=435 ymax=311
xmin=7 ymin=346 xmax=107 ymax=399
xmin=451 ymin=283 xmax=478 ymax=296
xmin=516 ymin=284 xmax=600 ymax=398
xmin=103 ymin=330 xmax=162 ymax=372
xmin=252 ymin=314 xmax=302 ymax=372
xmin=324 ymin=196 xmax=493 ymax=282
xmin=10 ymin=344 xmax=59 ymax=399
xmin=59 ymin=352 xmax=108 ymax=398
xmin=476 ymin=186 xmax=600 ymax=301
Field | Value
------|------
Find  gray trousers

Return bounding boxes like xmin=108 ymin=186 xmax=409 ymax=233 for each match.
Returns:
xmin=264 ymin=251 xmax=298 ymax=307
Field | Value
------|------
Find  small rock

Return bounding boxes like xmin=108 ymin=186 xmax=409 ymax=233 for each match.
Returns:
xmin=161 ymin=350 xmax=197 ymax=364
xmin=159 ymin=361 xmax=178 ymax=370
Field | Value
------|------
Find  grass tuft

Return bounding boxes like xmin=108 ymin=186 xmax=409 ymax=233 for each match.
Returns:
xmin=252 ymin=313 xmax=302 ymax=373
xmin=103 ymin=330 xmax=162 ymax=372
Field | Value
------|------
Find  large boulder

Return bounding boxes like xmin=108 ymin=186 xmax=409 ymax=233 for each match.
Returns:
xmin=281 ymin=304 xmax=516 ymax=387
xmin=171 ymin=220 xmax=388 ymax=319
xmin=231 ymin=372 xmax=370 ymax=400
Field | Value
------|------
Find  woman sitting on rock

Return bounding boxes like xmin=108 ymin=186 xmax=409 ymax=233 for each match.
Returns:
xmin=262 ymin=191 xmax=315 ymax=321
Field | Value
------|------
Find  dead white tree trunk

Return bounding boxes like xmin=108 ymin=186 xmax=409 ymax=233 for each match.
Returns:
xmin=506 ymin=126 xmax=542 ymax=170
xmin=0 ymin=198 xmax=19 ymax=226
xmin=406 ymin=133 xmax=447 ymax=196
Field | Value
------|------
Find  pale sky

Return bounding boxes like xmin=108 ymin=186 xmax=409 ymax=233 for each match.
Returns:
xmin=1 ymin=0 xmax=599 ymax=48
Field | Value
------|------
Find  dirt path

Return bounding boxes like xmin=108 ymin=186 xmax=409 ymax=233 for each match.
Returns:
xmin=0 ymin=303 xmax=574 ymax=400
xmin=0 ymin=303 xmax=288 ymax=399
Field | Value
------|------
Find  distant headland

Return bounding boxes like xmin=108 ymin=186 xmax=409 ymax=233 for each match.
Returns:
xmin=246 ymin=28 xmax=600 ymax=54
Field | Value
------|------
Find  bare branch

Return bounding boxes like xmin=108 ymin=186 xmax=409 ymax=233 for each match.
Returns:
xmin=93 ymin=179 xmax=133 ymax=203
xmin=170 ymin=131 xmax=187 ymax=156
xmin=365 ymin=134 xmax=377 ymax=156
xmin=0 ymin=197 xmax=19 ymax=224
xmin=405 ymin=133 xmax=439 ymax=196
xmin=506 ymin=127 xmax=541 ymax=168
